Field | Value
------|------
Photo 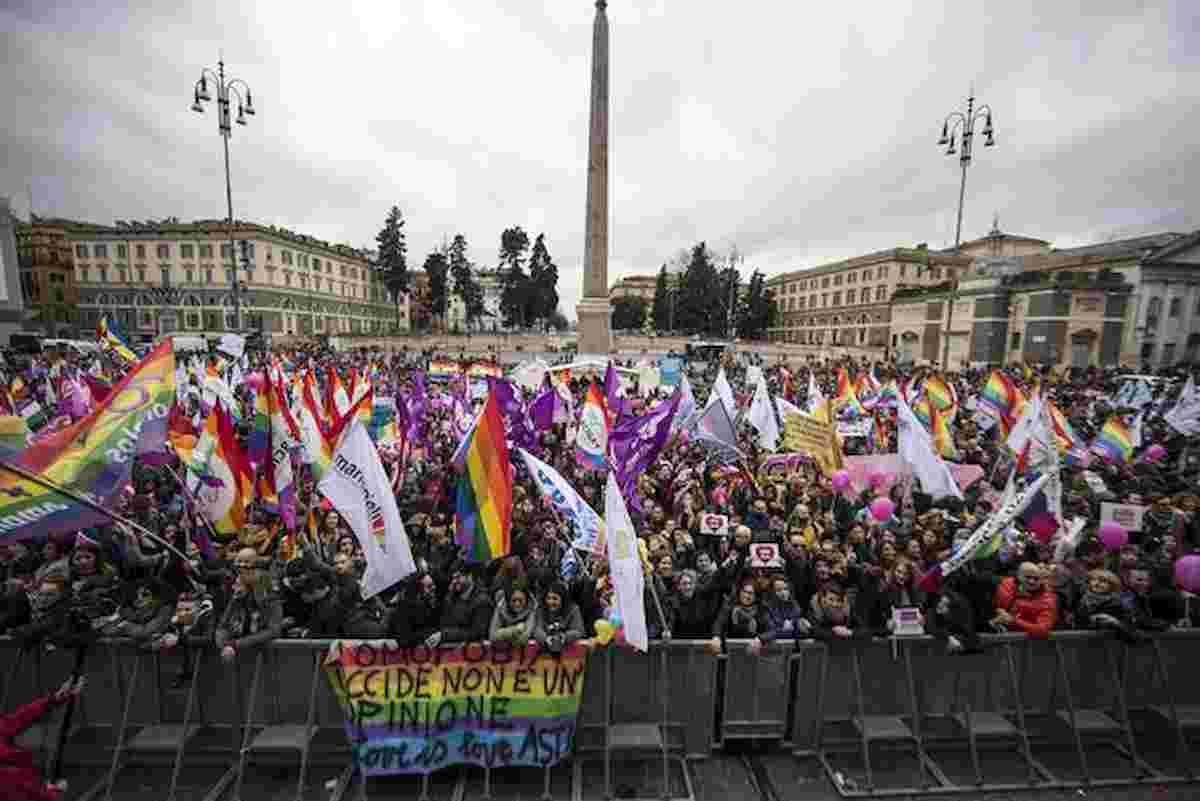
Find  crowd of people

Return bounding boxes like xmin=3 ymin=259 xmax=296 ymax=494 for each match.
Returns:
xmin=0 ymin=342 xmax=1198 ymax=681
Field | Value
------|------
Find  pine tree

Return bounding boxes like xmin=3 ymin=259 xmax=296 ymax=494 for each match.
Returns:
xmin=612 ymin=296 xmax=647 ymax=330
xmin=374 ymin=206 xmax=408 ymax=329
xmin=498 ymin=226 xmax=530 ymax=329
xmin=448 ymin=234 xmax=483 ymax=331
xmin=651 ymin=264 xmax=671 ymax=331
xmin=527 ymin=233 xmax=560 ymax=331
xmin=423 ymin=250 xmax=450 ymax=331
xmin=676 ymin=242 xmax=720 ymax=335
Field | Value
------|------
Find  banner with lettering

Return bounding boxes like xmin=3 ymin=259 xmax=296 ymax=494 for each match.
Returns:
xmin=324 ymin=640 xmax=589 ymax=775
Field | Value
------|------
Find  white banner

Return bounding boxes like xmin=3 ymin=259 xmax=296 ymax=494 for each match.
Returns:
xmin=518 ymin=448 xmax=607 ymax=555
xmin=604 ymin=471 xmax=649 ymax=652
xmin=217 ymin=333 xmax=246 ymax=359
xmin=1101 ymin=502 xmax=1147 ymax=532
xmin=836 ymin=418 xmax=874 ymax=438
xmin=319 ymin=422 xmax=416 ymax=598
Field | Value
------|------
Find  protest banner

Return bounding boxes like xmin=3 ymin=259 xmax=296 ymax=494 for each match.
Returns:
xmin=467 ymin=362 xmax=503 ymax=379
xmin=836 ymin=418 xmax=874 ymax=438
xmin=324 ymin=640 xmax=589 ymax=775
xmin=428 ymin=361 xmax=461 ymax=377
xmin=659 ymin=358 xmax=682 ymax=387
xmin=1100 ymin=502 xmax=1146 ymax=532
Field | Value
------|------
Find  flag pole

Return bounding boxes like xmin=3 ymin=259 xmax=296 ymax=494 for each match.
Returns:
xmin=164 ymin=464 xmax=224 ymax=555
xmin=0 ymin=459 xmax=195 ymax=567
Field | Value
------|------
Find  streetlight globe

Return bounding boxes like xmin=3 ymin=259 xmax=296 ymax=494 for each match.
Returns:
xmin=191 ymin=99 xmax=204 ymax=113
xmin=244 ymin=91 xmax=255 ymax=115
xmin=198 ymin=76 xmax=211 ymax=102
xmin=937 ymin=121 xmax=949 ymax=146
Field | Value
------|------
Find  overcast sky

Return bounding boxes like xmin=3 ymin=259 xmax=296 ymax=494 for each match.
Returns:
xmin=3 ymin=1 xmax=1198 ymax=318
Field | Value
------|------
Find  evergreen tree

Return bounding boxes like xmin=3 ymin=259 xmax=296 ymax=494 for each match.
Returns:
xmin=422 ymin=250 xmax=450 ymax=331
xmin=374 ymin=206 xmax=408 ymax=329
xmin=676 ymin=242 xmax=720 ymax=335
xmin=717 ymin=266 xmax=741 ymax=339
xmin=527 ymin=233 xmax=560 ymax=330
xmin=737 ymin=270 xmax=777 ymax=340
xmin=612 ymin=296 xmax=648 ymax=330
xmin=448 ymin=234 xmax=484 ymax=331
xmin=498 ymin=226 xmax=530 ymax=329
xmin=651 ymin=264 xmax=671 ymax=331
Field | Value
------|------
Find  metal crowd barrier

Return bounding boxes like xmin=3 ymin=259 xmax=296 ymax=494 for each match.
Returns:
xmin=1 ymin=631 xmax=1198 ymax=800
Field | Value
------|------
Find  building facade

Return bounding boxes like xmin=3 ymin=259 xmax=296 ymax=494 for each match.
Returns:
xmin=0 ymin=200 xmax=28 ymax=343
xmin=889 ymin=231 xmax=1200 ymax=369
xmin=609 ymin=274 xmax=660 ymax=303
xmin=13 ymin=216 xmax=404 ymax=341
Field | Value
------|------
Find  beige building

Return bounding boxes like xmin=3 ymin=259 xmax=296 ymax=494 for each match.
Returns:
xmin=609 ymin=274 xmax=662 ymax=303
xmin=890 ymin=230 xmax=1200 ymax=369
xmin=21 ymin=217 xmax=405 ymax=341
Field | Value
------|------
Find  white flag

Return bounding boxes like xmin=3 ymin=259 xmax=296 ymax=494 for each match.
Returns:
xmin=713 ymin=368 xmax=737 ymax=418
xmin=673 ymin=374 xmax=697 ymax=431
xmin=319 ymin=421 xmax=416 ymax=599
xmin=896 ymin=395 xmax=962 ymax=500
xmin=604 ymin=471 xmax=648 ymax=652
xmin=806 ymin=371 xmax=825 ymax=414
xmin=747 ymin=374 xmax=779 ymax=451
xmin=518 ymin=449 xmax=607 ymax=554
xmin=1165 ymin=376 xmax=1200 ymax=435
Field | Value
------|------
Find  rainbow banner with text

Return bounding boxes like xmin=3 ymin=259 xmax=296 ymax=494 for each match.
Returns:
xmin=324 ymin=640 xmax=588 ymax=775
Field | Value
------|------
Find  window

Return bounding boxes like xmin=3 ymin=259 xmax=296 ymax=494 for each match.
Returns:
xmin=862 ymin=268 xmax=872 ymax=281
xmin=221 ymin=244 xmax=233 ymax=259
xmin=312 ymin=258 xmax=321 ymax=271
xmin=340 ymin=264 xmax=347 ymax=277
xmin=136 ymin=244 xmax=146 ymax=259
xmin=199 ymin=244 xmax=213 ymax=259
xmin=834 ymin=275 xmax=842 ymax=286
xmin=876 ymin=286 xmax=885 ymax=301
xmin=76 ymin=244 xmax=89 ymax=258
xmin=116 ymin=244 xmax=127 ymax=259
xmin=185 ymin=269 xmax=194 ymax=283
xmin=878 ymin=265 xmax=889 ymax=278
xmin=119 ymin=268 xmax=128 ymax=283
xmin=1163 ymin=343 xmax=1176 ymax=364
xmin=205 ymin=268 xmax=213 ymax=283
xmin=846 ymin=289 xmax=855 ymax=305
xmin=284 ymin=273 xmax=292 ymax=287
xmin=244 ymin=242 xmax=255 ymax=258
xmin=80 ymin=267 xmax=89 ymax=282
xmin=100 ymin=268 xmax=108 ymax=282
xmin=157 ymin=244 xmax=170 ymax=259
xmin=351 ymin=268 xmax=358 ymax=280
xmin=160 ymin=267 xmax=170 ymax=285
xmin=281 ymin=250 xmax=292 ymax=265
xmin=137 ymin=268 xmax=146 ymax=282
xmin=94 ymin=244 xmax=107 ymax=259
xmin=1170 ymin=298 xmax=1182 ymax=318
xmin=181 ymin=244 xmax=194 ymax=259
xmin=847 ymin=272 xmax=855 ymax=284
xmin=300 ymin=276 xmax=308 ymax=290
xmin=822 ymin=277 xmax=830 ymax=288
xmin=225 ymin=269 xmax=234 ymax=283
xmin=186 ymin=312 xmax=200 ymax=329
xmin=899 ymin=264 xmax=906 ymax=278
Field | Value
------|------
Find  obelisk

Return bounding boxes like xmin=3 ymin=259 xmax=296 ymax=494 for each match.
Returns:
xmin=576 ymin=0 xmax=613 ymax=358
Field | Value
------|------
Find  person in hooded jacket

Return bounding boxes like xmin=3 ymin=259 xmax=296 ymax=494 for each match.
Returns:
xmin=0 ymin=676 xmax=85 ymax=801
xmin=428 ymin=563 xmax=493 ymax=647
xmin=490 ymin=582 xmax=537 ymax=645
xmin=753 ymin=574 xmax=810 ymax=654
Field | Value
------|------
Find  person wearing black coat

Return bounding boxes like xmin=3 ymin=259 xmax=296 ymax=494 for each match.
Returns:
xmin=670 ymin=569 xmax=724 ymax=639
xmin=431 ymin=564 xmax=493 ymax=646
xmin=927 ymin=588 xmax=983 ymax=654
xmin=389 ymin=572 xmax=442 ymax=647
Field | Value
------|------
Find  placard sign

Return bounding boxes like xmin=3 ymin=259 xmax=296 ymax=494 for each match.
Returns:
xmin=325 ymin=641 xmax=588 ymax=775
xmin=1100 ymin=502 xmax=1146 ymax=532
xmin=891 ymin=607 xmax=925 ymax=637
xmin=749 ymin=543 xmax=783 ymax=569
xmin=699 ymin=513 xmax=728 ymax=536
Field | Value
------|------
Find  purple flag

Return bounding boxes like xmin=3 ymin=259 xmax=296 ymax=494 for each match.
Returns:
xmin=609 ymin=386 xmax=681 ymax=515
xmin=603 ymin=361 xmax=629 ymax=425
xmin=530 ymin=386 xmax=558 ymax=433
xmin=489 ymin=377 xmax=536 ymax=449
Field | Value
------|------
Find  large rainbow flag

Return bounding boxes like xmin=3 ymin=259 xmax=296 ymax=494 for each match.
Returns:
xmin=1091 ymin=416 xmax=1133 ymax=464
xmin=930 ymin=403 xmax=959 ymax=460
xmin=833 ymin=368 xmax=864 ymax=415
xmin=0 ymin=341 xmax=176 ymax=541
xmin=454 ymin=391 xmax=512 ymax=564
xmin=923 ymin=374 xmax=957 ymax=415
xmin=97 ymin=315 xmax=138 ymax=363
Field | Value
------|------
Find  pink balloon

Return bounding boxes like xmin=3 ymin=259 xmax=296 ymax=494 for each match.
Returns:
xmin=867 ymin=471 xmax=886 ymax=490
xmin=1144 ymin=444 xmax=1167 ymax=463
xmin=831 ymin=470 xmax=851 ymax=491
xmin=1098 ymin=521 xmax=1128 ymax=551
xmin=869 ymin=497 xmax=895 ymax=522
xmin=1027 ymin=513 xmax=1058 ymax=543
xmin=1175 ymin=555 xmax=1200 ymax=593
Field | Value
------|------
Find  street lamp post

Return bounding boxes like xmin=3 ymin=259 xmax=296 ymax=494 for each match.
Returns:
xmin=937 ymin=92 xmax=995 ymax=369
xmin=191 ymin=59 xmax=256 ymax=333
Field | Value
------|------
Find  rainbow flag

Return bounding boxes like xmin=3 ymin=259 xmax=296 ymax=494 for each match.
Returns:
xmin=1046 ymin=401 xmax=1082 ymax=455
xmin=575 ymin=384 xmax=610 ymax=470
xmin=876 ymin=379 xmax=900 ymax=409
xmin=97 ymin=316 xmax=137 ymax=363
xmin=930 ymin=403 xmax=959 ymax=460
xmin=1091 ymin=416 xmax=1133 ymax=464
xmin=454 ymin=391 xmax=512 ymax=564
xmin=188 ymin=402 xmax=254 ymax=538
xmin=0 ymin=341 xmax=175 ymax=541
xmin=0 ymin=416 xmax=31 ymax=455
xmin=980 ymin=370 xmax=1016 ymax=420
xmin=833 ymin=368 xmax=864 ymax=415
xmin=912 ymin=395 xmax=932 ymax=431
xmin=923 ymin=374 xmax=957 ymax=414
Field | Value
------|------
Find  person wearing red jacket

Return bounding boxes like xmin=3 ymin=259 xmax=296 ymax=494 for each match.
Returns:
xmin=991 ymin=562 xmax=1058 ymax=638
xmin=0 ymin=676 xmax=85 ymax=801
